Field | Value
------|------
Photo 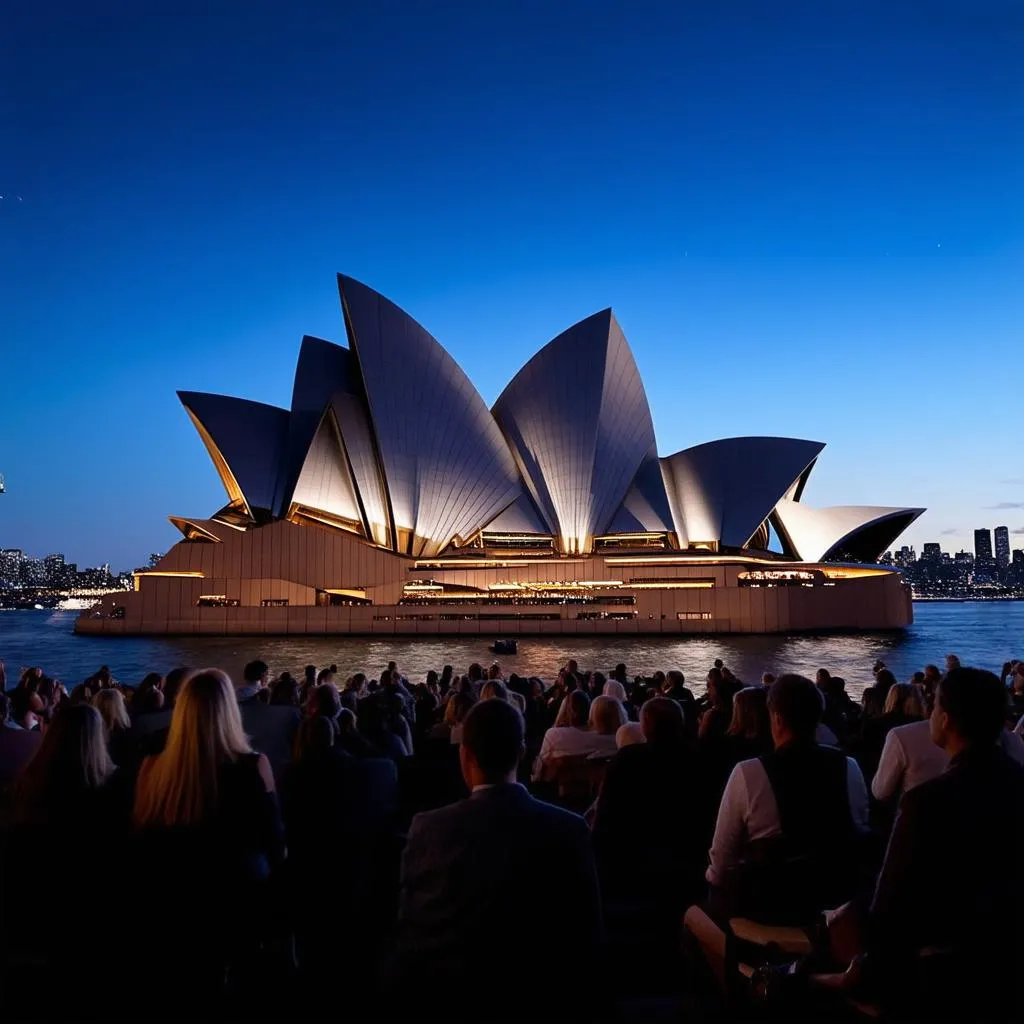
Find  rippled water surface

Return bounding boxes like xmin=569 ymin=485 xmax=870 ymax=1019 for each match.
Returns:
xmin=3 ymin=603 xmax=1023 ymax=698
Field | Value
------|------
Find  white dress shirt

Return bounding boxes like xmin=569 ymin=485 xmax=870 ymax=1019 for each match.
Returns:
xmin=532 ymin=727 xmax=618 ymax=780
xmin=873 ymin=720 xmax=1024 ymax=802
xmin=706 ymin=752 xmax=869 ymax=887
xmin=871 ymin=720 xmax=949 ymax=802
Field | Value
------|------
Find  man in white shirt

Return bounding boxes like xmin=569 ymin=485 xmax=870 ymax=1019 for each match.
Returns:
xmin=875 ymin=715 xmax=1024 ymax=801
xmin=707 ymin=674 xmax=869 ymax=890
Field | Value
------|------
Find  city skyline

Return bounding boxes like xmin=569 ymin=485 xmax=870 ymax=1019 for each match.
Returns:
xmin=4 ymin=2 xmax=1022 ymax=568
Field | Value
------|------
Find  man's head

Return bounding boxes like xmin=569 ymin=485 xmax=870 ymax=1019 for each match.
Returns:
xmin=767 ymin=674 xmax=823 ymax=747
xmin=640 ymin=696 xmax=685 ymax=745
xmin=242 ymin=660 xmax=269 ymax=688
xmin=459 ymin=698 xmax=525 ymax=788
xmin=930 ymin=667 xmax=1006 ymax=753
xmin=815 ymin=668 xmax=831 ymax=687
xmin=945 ymin=654 xmax=961 ymax=673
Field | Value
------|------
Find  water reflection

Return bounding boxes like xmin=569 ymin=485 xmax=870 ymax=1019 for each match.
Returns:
xmin=4 ymin=603 xmax=1024 ymax=699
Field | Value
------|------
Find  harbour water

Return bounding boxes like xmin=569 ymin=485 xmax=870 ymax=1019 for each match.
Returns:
xmin=2 ymin=602 xmax=1023 ymax=698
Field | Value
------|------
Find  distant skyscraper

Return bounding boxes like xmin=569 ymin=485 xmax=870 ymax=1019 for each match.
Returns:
xmin=994 ymin=526 xmax=1010 ymax=571
xmin=0 ymin=549 xmax=23 ymax=588
xmin=922 ymin=542 xmax=941 ymax=563
xmin=975 ymin=528 xmax=993 ymax=563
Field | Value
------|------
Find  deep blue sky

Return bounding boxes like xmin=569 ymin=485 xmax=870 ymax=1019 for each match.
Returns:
xmin=3 ymin=1 xmax=1022 ymax=570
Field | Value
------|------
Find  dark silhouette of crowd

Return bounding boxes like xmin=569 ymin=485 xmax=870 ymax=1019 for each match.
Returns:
xmin=1 ymin=651 xmax=1023 ymax=1021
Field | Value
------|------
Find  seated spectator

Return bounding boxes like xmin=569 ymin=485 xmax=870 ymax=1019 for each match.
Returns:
xmin=269 ymin=675 xmax=299 ymax=707
xmin=10 ymin=702 xmax=128 ymax=834
xmin=281 ymin=716 xmax=399 ymax=979
xmin=615 ymin=721 xmax=645 ymax=748
xmin=706 ymin=674 xmax=869 ymax=921
xmin=591 ymin=693 xmax=626 ymax=742
xmin=592 ymin=697 xmax=709 ymax=907
xmin=662 ymin=669 xmax=697 ymax=723
xmin=823 ymin=667 xmax=1024 ymax=1019
xmin=603 ymin=679 xmax=627 ymax=702
xmin=430 ymin=691 xmax=474 ymax=743
xmin=481 ymin=677 xmax=526 ymax=714
xmin=725 ymin=686 xmax=773 ymax=765
xmin=861 ymin=668 xmax=896 ymax=715
xmin=334 ymin=707 xmax=378 ymax=758
xmin=873 ymin=679 xmax=1024 ymax=804
xmin=699 ymin=668 xmax=736 ymax=743
xmin=395 ymin=699 xmax=601 ymax=1020
xmin=819 ymin=675 xmax=860 ymax=744
xmin=232 ymin=660 xmax=301 ymax=781
xmin=533 ymin=690 xmax=614 ymax=778
xmin=3 ymin=703 xmax=128 ymax=1010
xmin=0 ymin=691 xmax=42 ymax=793
xmin=8 ymin=687 xmax=41 ymax=731
xmin=92 ymin=688 xmax=136 ymax=768
xmin=358 ymin=696 xmax=411 ymax=761
xmin=856 ymin=681 xmax=926 ymax=784
xmin=132 ymin=669 xmax=286 ymax=1007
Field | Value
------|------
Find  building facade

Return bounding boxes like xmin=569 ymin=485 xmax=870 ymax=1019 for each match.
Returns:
xmin=77 ymin=276 xmax=923 ymax=637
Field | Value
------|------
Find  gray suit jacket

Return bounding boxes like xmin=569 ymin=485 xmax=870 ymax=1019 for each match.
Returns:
xmin=397 ymin=783 xmax=602 ymax=1010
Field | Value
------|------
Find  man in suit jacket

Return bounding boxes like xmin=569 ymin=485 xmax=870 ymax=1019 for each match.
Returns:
xmin=829 ymin=668 xmax=1024 ymax=1018
xmin=233 ymin=660 xmax=300 ymax=782
xmin=396 ymin=698 xmax=602 ymax=1020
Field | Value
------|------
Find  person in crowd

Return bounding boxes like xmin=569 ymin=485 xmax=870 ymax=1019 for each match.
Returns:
xmin=873 ymin=672 xmax=1024 ymax=804
xmin=0 ymin=690 xmax=42 ymax=792
xmin=269 ymin=675 xmax=300 ymax=707
xmin=603 ymin=678 xmax=627 ymax=702
xmin=761 ymin=672 xmax=776 ymax=686
xmin=698 ymin=667 xmax=736 ymax=743
xmin=856 ymin=680 xmax=926 ymax=784
xmin=93 ymin=688 xmax=135 ymax=768
xmin=1003 ymin=660 xmax=1024 ymax=722
xmin=615 ymin=720 xmax=646 ymax=748
xmin=662 ymin=669 xmax=697 ymax=724
xmin=819 ymin=675 xmax=860 ymax=745
xmin=430 ymin=691 xmax=473 ymax=744
xmin=358 ymin=694 xmax=411 ymax=761
xmin=818 ymin=667 xmax=1024 ymax=1019
xmin=725 ymin=686 xmax=773 ymax=764
xmin=130 ymin=666 xmax=189 ymax=747
xmin=592 ymin=697 xmax=709 ymax=909
xmin=11 ymin=703 xmax=125 ymax=829
xmin=944 ymin=653 xmax=961 ymax=673
xmin=861 ymin=667 xmax=896 ymax=714
xmin=132 ymin=669 xmax=286 ymax=1006
xmin=587 ymin=695 xmax=628 ymax=757
xmin=438 ymin=664 xmax=454 ymax=694
xmin=395 ymin=699 xmax=602 ymax=1019
xmin=533 ymin=690 xmax=596 ymax=778
xmin=705 ymin=674 xmax=869 ymax=919
xmin=8 ymin=687 xmax=41 ymax=731
xmin=233 ymin=660 xmax=301 ymax=781
xmin=281 ymin=715 xmax=399 ymax=980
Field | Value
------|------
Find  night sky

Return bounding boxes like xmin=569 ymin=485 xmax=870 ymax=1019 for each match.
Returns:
xmin=3 ymin=1 xmax=1022 ymax=569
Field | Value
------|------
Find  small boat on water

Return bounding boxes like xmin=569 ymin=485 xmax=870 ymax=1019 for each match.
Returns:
xmin=491 ymin=638 xmax=518 ymax=655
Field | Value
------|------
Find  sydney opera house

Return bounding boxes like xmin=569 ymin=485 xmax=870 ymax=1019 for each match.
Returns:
xmin=77 ymin=276 xmax=923 ymax=637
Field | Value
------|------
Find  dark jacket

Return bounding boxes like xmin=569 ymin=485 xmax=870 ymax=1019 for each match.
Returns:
xmin=235 ymin=693 xmax=301 ymax=781
xmin=592 ymin=741 xmax=711 ymax=904
xmin=396 ymin=784 xmax=602 ymax=1018
xmin=866 ymin=746 xmax=1024 ymax=1012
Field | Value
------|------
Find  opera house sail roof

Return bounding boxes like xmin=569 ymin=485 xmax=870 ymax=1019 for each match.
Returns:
xmin=171 ymin=274 xmax=923 ymax=565
xmin=80 ymin=273 xmax=924 ymax=638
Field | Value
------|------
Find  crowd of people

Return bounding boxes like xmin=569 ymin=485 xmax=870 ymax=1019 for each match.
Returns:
xmin=1 ymin=652 xmax=1023 ymax=1021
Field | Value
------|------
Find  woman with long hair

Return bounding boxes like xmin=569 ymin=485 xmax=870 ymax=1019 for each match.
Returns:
xmin=93 ymin=688 xmax=135 ymax=767
xmin=12 ymin=703 xmax=119 ymax=827
xmin=133 ymin=669 xmax=281 ymax=847
xmin=131 ymin=669 xmax=286 ymax=1006
xmin=725 ymin=686 xmax=773 ymax=763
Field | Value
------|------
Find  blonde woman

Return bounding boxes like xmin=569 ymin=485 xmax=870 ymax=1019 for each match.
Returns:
xmin=93 ymin=688 xmax=134 ymax=766
xmin=133 ymin=669 xmax=285 ymax=879
xmin=12 ymin=704 xmax=120 ymax=827
xmin=884 ymin=682 xmax=925 ymax=720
